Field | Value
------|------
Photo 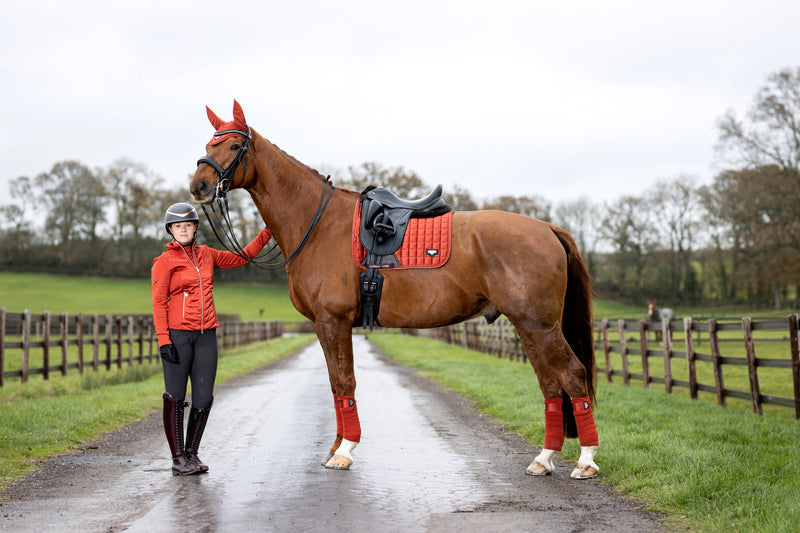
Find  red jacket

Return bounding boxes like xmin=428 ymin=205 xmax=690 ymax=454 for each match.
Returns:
xmin=151 ymin=228 xmax=272 ymax=347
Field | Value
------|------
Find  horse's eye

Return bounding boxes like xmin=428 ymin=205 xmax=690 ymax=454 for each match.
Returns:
xmin=231 ymin=144 xmax=241 ymax=151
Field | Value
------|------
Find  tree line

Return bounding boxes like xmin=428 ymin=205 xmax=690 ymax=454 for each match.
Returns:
xmin=2 ymin=67 xmax=799 ymax=309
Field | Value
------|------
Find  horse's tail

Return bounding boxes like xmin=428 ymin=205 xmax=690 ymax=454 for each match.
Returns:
xmin=550 ymin=224 xmax=596 ymax=439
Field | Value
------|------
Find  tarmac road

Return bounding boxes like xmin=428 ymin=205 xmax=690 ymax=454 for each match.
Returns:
xmin=0 ymin=336 xmax=661 ymax=532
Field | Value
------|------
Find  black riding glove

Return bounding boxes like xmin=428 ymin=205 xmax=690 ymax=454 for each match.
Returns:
xmin=160 ymin=344 xmax=180 ymax=364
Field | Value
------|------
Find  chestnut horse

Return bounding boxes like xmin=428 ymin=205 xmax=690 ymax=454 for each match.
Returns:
xmin=190 ymin=101 xmax=600 ymax=479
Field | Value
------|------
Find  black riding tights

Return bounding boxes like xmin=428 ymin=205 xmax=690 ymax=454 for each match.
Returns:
xmin=162 ymin=329 xmax=217 ymax=408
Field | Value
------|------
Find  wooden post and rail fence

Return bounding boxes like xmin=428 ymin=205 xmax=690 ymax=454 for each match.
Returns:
xmin=0 ymin=308 xmax=283 ymax=387
xmin=415 ymin=314 xmax=800 ymax=419
xmin=3 ymin=306 xmax=799 ymax=419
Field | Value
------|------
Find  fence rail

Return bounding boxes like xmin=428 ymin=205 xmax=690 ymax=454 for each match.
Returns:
xmin=0 ymin=308 xmax=283 ymax=387
xmin=415 ymin=314 xmax=800 ymax=419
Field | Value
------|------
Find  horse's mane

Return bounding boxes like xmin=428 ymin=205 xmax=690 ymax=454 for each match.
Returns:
xmin=252 ymin=128 xmax=362 ymax=196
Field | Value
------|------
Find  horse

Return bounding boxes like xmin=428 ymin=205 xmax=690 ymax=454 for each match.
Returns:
xmin=646 ymin=300 xmax=674 ymax=343
xmin=189 ymin=100 xmax=600 ymax=479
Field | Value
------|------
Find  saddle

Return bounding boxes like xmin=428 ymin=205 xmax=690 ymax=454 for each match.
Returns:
xmin=359 ymin=184 xmax=447 ymax=258
xmin=356 ymin=185 xmax=451 ymax=329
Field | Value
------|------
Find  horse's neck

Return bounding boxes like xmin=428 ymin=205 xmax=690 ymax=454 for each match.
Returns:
xmin=247 ymin=132 xmax=342 ymax=253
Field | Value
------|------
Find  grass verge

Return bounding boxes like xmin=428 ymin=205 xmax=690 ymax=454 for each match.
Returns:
xmin=369 ymin=332 xmax=800 ymax=533
xmin=0 ymin=334 xmax=315 ymax=491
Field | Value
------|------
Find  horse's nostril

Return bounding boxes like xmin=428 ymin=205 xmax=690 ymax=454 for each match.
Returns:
xmin=198 ymin=181 xmax=210 ymax=195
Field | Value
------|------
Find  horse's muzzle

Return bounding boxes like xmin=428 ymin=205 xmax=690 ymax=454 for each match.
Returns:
xmin=191 ymin=179 xmax=215 ymax=204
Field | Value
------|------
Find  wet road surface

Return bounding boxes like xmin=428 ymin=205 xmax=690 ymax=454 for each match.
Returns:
xmin=1 ymin=335 xmax=661 ymax=532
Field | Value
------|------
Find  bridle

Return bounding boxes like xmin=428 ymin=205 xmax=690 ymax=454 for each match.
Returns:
xmin=196 ymin=126 xmax=253 ymax=197
xmin=196 ymin=127 xmax=335 ymax=270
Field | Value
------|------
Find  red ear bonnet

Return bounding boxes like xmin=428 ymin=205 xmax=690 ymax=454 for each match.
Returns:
xmin=206 ymin=99 xmax=248 ymax=145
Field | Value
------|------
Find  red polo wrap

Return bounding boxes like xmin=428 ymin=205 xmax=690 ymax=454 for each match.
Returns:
xmin=543 ymin=397 xmax=564 ymax=451
xmin=333 ymin=393 xmax=343 ymax=436
xmin=337 ymin=395 xmax=361 ymax=443
xmin=571 ymin=396 xmax=599 ymax=447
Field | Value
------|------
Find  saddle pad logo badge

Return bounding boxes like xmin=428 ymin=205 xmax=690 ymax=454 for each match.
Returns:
xmin=426 ymin=249 xmax=439 ymax=257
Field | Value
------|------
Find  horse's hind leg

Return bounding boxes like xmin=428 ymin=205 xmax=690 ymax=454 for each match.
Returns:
xmin=516 ymin=324 xmax=599 ymax=479
xmin=314 ymin=319 xmax=361 ymax=470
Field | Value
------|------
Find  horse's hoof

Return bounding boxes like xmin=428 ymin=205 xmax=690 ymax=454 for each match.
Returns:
xmin=526 ymin=460 xmax=552 ymax=476
xmin=320 ymin=451 xmax=335 ymax=466
xmin=325 ymin=454 xmax=353 ymax=470
xmin=570 ymin=464 xmax=599 ymax=479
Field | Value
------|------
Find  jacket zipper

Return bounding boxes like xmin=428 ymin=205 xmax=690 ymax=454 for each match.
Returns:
xmin=180 ymin=243 xmax=204 ymax=333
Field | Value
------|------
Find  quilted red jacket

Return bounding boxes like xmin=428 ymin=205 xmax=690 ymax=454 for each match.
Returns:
xmin=151 ymin=228 xmax=271 ymax=347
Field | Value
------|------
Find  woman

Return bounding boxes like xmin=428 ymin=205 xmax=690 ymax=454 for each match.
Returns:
xmin=151 ymin=202 xmax=272 ymax=475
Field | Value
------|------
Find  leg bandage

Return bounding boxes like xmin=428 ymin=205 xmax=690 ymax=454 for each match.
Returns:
xmin=571 ymin=397 xmax=599 ymax=447
xmin=333 ymin=393 xmax=343 ymax=436
xmin=543 ymin=397 xmax=565 ymax=451
xmin=337 ymin=395 xmax=361 ymax=443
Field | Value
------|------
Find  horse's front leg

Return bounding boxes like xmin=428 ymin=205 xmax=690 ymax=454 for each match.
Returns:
xmin=315 ymin=320 xmax=360 ymax=470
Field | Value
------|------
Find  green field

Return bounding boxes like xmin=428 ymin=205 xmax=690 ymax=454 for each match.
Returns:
xmin=371 ymin=333 xmax=800 ymax=533
xmin=0 ymin=272 xmax=307 ymax=322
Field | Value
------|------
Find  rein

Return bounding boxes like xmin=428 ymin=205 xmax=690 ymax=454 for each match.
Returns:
xmin=196 ymin=132 xmax=335 ymax=269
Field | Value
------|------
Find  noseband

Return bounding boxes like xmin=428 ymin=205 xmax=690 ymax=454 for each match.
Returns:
xmin=196 ymin=126 xmax=252 ymax=198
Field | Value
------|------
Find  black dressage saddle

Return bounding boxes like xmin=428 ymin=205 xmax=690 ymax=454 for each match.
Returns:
xmin=356 ymin=185 xmax=450 ymax=329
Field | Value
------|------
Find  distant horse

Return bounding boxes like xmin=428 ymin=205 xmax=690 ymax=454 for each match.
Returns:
xmin=190 ymin=100 xmax=600 ymax=479
xmin=646 ymin=300 xmax=674 ymax=342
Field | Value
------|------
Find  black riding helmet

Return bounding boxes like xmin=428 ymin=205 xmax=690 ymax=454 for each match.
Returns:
xmin=164 ymin=202 xmax=199 ymax=237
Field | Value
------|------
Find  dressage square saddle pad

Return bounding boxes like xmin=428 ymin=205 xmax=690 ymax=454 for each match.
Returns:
xmin=351 ymin=203 xmax=452 ymax=269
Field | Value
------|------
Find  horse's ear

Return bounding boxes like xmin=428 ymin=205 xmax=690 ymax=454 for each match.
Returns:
xmin=206 ymin=106 xmax=225 ymax=130
xmin=232 ymin=99 xmax=247 ymax=129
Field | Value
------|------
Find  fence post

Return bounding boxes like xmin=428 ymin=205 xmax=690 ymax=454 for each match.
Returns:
xmin=76 ymin=313 xmax=84 ymax=374
xmin=684 ymin=317 xmax=697 ymax=400
xmin=127 ymin=316 xmax=134 ymax=366
xmin=104 ymin=314 xmax=112 ymax=370
xmin=601 ymin=319 xmax=612 ymax=382
xmin=708 ymin=318 xmax=726 ymax=407
xmin=92 ymin=314 xmax=100 ymax=372
xmin=663 ymin=318 xmax=673 ymax=394
xmin=115 ymin=316 xmax=123 ymax=369
xmin=42 ymin=311 xmax=50 ymax=381
xmin=137 ymin=316 xmax=144 ymax=364
xmin=148 ymin=317 xmax=155 ymax=363
xmin=742 ymin=317 xmax=762 ymax=415
xmin=60 ymin=312 xmax=68 ymax=376
xmin=639 ymin=320 xmax=650 ymax=389
xmin=0 ymin=308 xmax=5 ymax=387
xmin=21 ymin=310 xmax=31 ymax=383
xmin=789 ymin=314 xmax=800 ymax=420
xmin=618 ymin=319 xmax=629 ymax=385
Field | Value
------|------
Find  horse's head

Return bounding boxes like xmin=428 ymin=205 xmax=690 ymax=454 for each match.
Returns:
xmin=646 ymin=300 xmax=655 ymax=318
xmin=191 ymin=99 xmax=255 ymax=204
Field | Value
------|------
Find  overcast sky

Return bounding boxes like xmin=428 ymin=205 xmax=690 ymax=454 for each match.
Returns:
xmin=2 ymin=0 xmax=798 ymax=209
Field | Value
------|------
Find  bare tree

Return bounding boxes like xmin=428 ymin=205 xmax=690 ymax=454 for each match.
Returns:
xmin=647 ymin=176 xmax=703 ymax=302
xmin=482 ymin=194 xmax=551 ymax=221
xmin=34 ymin=160 xmax=106 ymax=246
xmin=443 ymin=184 xmax=479 ymax=211
xmin=341 ymin=162 xmax=432 ymax=199
xmin=716 ymin=66 xmax=800 ymax=175
xmin=598 ymin=195 xmax=655 ymax=297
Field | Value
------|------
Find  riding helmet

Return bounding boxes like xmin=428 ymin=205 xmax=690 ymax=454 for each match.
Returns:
xmin=164 ymin=202 xmax=199 ymax=235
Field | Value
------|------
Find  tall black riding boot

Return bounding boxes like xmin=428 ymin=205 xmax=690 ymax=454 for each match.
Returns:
xmin=163 ymin=392 xmax=202 ymax=476
xmin=185 ymin=397 xmax=213 ymax=473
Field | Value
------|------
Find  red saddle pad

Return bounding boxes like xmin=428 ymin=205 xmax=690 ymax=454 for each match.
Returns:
xmin=351 ymin=203 xmax=452 ymax=270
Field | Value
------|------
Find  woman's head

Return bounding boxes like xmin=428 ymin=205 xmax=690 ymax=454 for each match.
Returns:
xmin=164 ymin=202 xmax=199 ymax=245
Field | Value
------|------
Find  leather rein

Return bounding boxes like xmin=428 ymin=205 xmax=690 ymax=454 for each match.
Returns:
xmin=196 ymin=127 xmax=335 ymax=270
